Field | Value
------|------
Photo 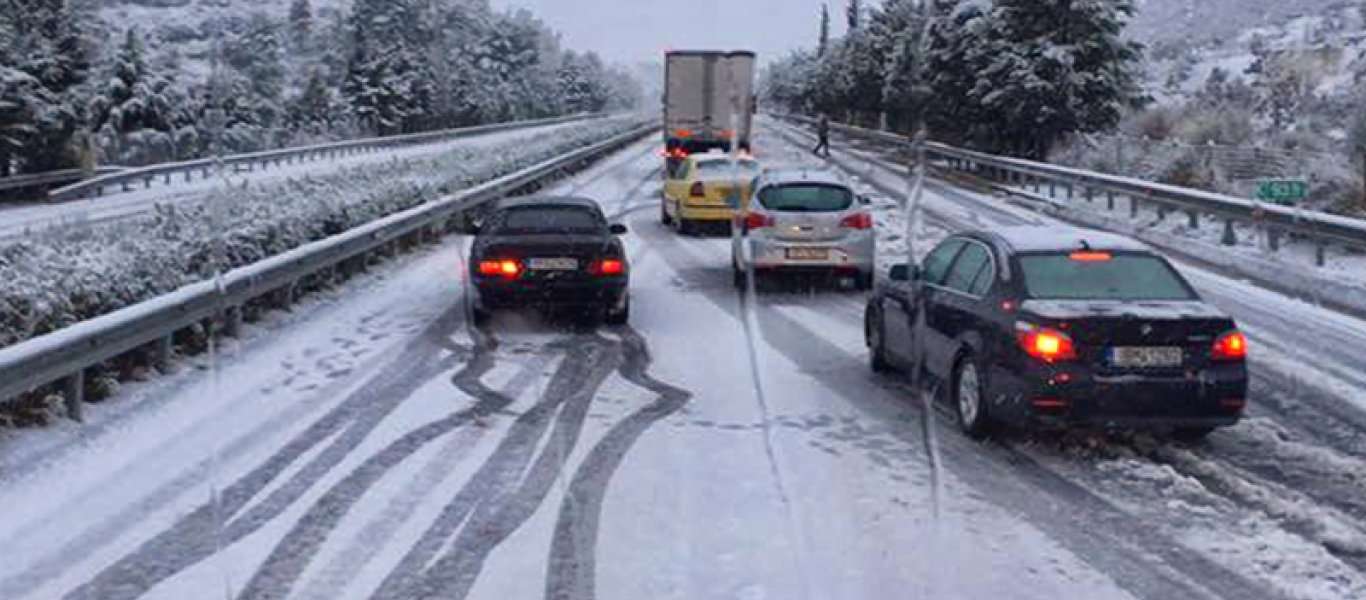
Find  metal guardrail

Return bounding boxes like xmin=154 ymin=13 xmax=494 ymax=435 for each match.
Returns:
xmin=782 ymin=114 xmax=1366 ymax=264
xmin=47 ymin=113 xmax=609 ymax=202
xmin=0 ymin=122 xmax=654 ymax=418
xmin=0 ymin=167 xmax=124 ymax=194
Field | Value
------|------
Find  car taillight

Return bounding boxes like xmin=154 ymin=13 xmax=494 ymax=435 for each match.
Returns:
xmin=1069 ymin=251 xmax=1113 ymax=262
xmin=477 ymin=259 xmax=521 ymax=278
xmin=1016 ymin=322 xmax=1077 ymax=362
xmin=592 ymin=258 xmax=626 ymax=276
xmin=690 ymin=181 xmax=706 ymax=197
xmin=1211 ymin=330 xmax=1247 ymax=361
xmin=839 ymin=212 xmax=872 ymax=229
xmin=744 ymin=212 xmax=774 ymax=230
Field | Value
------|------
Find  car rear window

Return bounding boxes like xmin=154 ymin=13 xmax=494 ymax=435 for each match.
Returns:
xmin=1019 ymin=252 xmax=1196 ymax=301
xmin=757 ymin=184 xmax=852 ymax=212
xmin=694 ymin=159 xmax=759 ymax=174
xmin=494 ymin=206 xmax=603 ymax=234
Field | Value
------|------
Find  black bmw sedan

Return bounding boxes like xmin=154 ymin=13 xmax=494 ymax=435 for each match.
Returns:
xmin=468 ymin=197 xmax=630 ymax=324
xmin=865 ymin=226 xmax=1248 ymax=440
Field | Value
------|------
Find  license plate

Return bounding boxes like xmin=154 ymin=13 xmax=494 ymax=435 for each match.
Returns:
xmin=785 ymin=247 xmax=829 ymax=260
xmin=527 ymin=257 xmax=579 ymax=271
xmin=1110 ymin=346 xmax=1183 ymax=368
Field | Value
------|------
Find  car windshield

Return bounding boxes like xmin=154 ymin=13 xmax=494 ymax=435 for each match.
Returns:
xmin=1019 ymin=253 xmax=1196 ymax=301
xmin=494 ymin=206 xmax=603 ymax=234
xmin=757 ymin=183 xmax=853 ymax=212
xmin=6 ymin=1 xmax=1361 ymax=598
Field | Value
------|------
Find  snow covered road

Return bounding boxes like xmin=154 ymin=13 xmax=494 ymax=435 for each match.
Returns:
xmin=0 ymin=128 xmax=1362 ymax=600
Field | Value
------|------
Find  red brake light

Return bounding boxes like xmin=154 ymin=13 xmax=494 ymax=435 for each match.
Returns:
xmin=1212 ymin=330 xmax=1247 ymax=361
xmin=839 ymin=212 xmax=873 ymax=230
xmin=690 ymin=181 xmax=706 ymax=197
xmin=477 ymin=259 xmax=521 ymax=278
xmin=594 ymin=258 xmax=626 ymax=276
xmin=1069 ymin=251 xmax=1113 ymax=262
xmin=674 ymin=129 xmax=693 ymax=138
xmin=1016 ymin=322 xmax=1077 ymax=362
xmin=720 ymin=128 xmax=734 ymax=138
xmin=744 ymin=212 xmax=774 ymax=230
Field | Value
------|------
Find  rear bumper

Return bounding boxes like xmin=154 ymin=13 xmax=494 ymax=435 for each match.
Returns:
xmin=737 ymin=234 xmax=876 ymax=272
xmin=474 ymin=278 xmax=627 ymax=309
xmin=986 ymin=362 xmax=1248 ymax=429
xmin=677 ymin=204 xmax=737 ymax=222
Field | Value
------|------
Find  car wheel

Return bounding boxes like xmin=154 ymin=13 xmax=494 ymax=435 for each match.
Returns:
xmin=1172 ymin=426 xmax=1216 ymax=442
xmin=471 ymin=304 xmax=491 ymax=326
xmin=866 ymin=308 xmax=893 ymax=373
xmin=855 ymin=271 xmax=874 ymax=291
xmin=660 ymin=199 xmax=673 ymax=225
xmin=953 ymin=356 xmax=992 ymax=439
xmin=676 ymin=217 xmax=694 ymax=236
xmin=604 ymin=295 xmax=630 ymax=325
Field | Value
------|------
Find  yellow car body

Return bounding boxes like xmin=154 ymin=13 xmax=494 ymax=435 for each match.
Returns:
xmin=661 ymin=154 xmax=760 ymax=233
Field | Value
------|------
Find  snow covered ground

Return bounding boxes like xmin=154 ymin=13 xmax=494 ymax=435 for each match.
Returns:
xmin=0 ymin=118 xmax=600 ymax=240
xmin=1 ymin=124 xmax=1364 ymax=600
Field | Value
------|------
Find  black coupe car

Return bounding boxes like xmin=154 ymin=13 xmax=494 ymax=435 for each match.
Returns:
xmin=865 ymin=226 xmax=1248 ymax=439
xmin=468 ymin=197 xmax=630 ymax=324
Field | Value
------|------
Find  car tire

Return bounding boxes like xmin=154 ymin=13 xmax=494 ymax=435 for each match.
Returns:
xmin=866 ymin=308 xmax=893 ymax=373
xmin=1172 ymin=426 xmax=1216 ymax=442
xmin=471 ymin=304 xmax=491 ymax=326
xmin=676 ymin=217 xmax=694 ymax=236
xmin=855 ymin=271 xmax=874 ymax=291
xmin=660 ymin=199 xmax=673 ymax=226
xmin=604 ymin=296 xmax=630 ymax=325
xmin=953 ymin=355 xmax=992 ymax=439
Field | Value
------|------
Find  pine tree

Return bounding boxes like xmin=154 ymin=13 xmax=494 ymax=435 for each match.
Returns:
xmin=0 ymin=0 xmax=93 ymax=173
xmin=964 ymin=0 xmax=1145 ymax=157
xmin=847 ymin=0 xmax=862 ymax=32
xmin=818 ymin=4 xmax=830 ymax=57
xmin=289 ymin=0 xmax=312 ymax=51
xmin=92 ymin=28 xmax=181 ymax=164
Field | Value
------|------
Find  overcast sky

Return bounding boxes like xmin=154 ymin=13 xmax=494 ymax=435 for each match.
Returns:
xmin=489 ymin=0 xmax=848 ymax=66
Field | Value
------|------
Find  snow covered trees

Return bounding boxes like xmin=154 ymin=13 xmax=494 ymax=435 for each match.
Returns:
xmin=762 ymin=0 xmax=1146 ymax=157
xmin=2 ymin=0 xmax=639 ymax=175
xmin=0 ymin=0 xmax=93 ymax=174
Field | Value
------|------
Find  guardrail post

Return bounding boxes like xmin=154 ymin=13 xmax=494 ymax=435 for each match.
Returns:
xmin=1106 ymin=191 xmax=1115 ymax=211
xmin=1315 ymin=242 xmax=1326 ymax=267
xmin=224 ymin=306 xmax=243 ymax=338
xmin=64 ymin=370 xmax=84 ymax=422
xmin=156 ymin=335 xmax=174 ymax=370
xmin=1084 ymin=186 xmax=1093 ymax=203
xmin=1268 ymin=227 xmax=1281 ymax=252
xmin=1187 ymin=210 xmax=1199 ymax=229
xmin=1221 ymin=219 xmax=1237 ymax=246
xmin=202 ymin=166 xmax=210 ymax=178
xmin=1130 ymin=196 xmax=1139 ymax=219
xmin=164 ymin=172 xmax=171 ymax=185
xmin=1065 ymin=182 xmax=1073 ymax=201
xmin=143 ymin=176 xmax=153 ymax=189
xmin=1049 ymin=180 xmax=1056 ymax=197
xmin=184 ymin=171 xmax=191 ymax=183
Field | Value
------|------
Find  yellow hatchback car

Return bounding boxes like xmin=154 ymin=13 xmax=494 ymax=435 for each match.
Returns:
xmin=661 ymin=152 xmax=761 ymax=234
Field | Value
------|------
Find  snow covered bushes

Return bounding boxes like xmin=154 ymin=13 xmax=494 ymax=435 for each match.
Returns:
xmin=0 ymin=117 xmax=643 ymax=350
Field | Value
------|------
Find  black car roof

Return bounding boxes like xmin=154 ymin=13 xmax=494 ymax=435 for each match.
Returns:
xmin=495 ymin=196 xmax=602 ymax=212
xmin=968 ymin=226 xmax=1151 ymax=254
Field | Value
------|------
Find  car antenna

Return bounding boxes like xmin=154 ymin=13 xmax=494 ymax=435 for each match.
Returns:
xmin=1078 ymin=239 xmax=1092 ymax=251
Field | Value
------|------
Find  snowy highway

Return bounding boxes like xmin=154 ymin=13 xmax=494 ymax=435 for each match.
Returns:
xmin=1 ymin=124 xmax=1365 ymax=600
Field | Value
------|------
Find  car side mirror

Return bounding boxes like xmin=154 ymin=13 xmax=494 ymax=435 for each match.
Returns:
xmin=889 ymin=264 xmax=919 ymax=282
xmin=465 ymin=222 xmax=481 ymax=235
xmin=609 ymin=223 xmax=628 ymax=235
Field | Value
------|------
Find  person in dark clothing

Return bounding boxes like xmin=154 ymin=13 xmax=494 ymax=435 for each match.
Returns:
xmin=813 ymin=115 xmax=831 ymax=157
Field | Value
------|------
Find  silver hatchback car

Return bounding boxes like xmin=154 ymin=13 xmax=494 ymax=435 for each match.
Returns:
xmin=731 ymin=168 xmax=876 ymax=289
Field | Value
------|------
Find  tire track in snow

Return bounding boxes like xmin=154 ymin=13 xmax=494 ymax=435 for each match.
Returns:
xmin=369 ymin=334 xmax=620 ymax=600
xmin=235 ymin=320 xmax=564 ymax=599
xmin=542 ymin=326 xmax=692 ymax=600
xmin=293 ymin=343 xmax=560 ymax=600
xmin=60 ymin=304 xmax=469 ymax=600
xmin=634 ymin=209 xmax=1273 ymax=600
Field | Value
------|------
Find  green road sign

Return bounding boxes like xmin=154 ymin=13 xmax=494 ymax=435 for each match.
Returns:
xmin=1256 ymin=179 xmax=1307 ymax=206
